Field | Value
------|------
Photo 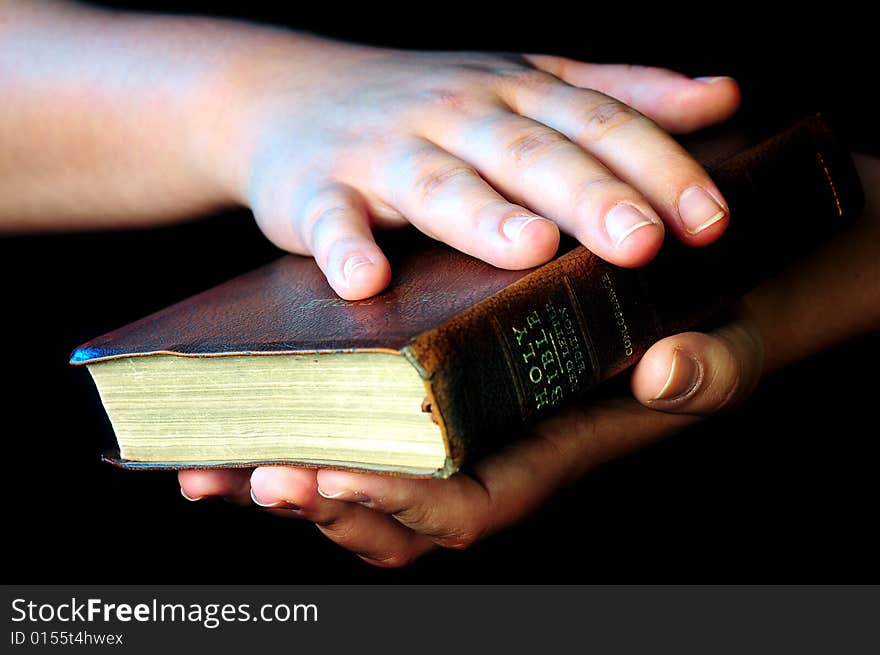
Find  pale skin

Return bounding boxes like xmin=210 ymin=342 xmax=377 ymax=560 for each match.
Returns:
xmin=3 ymin=1 xmax=878 ymax=566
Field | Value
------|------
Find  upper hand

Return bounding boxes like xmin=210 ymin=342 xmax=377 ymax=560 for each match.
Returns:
xmin=208 ymin=37 xmax=740 ymax=299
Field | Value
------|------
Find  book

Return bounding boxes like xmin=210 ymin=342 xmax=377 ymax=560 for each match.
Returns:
xmin=71 ymin=115 xmax=864 ymax=478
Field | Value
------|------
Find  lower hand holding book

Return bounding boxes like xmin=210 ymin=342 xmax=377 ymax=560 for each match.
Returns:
xmin=179 ymin=154 xmax=880 ymax=566
xmin=177 ymin=317 xmax=755 ymax=565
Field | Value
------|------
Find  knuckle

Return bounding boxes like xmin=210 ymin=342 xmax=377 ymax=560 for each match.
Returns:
xmin=298 ymin=186 xmax=355 ymax=252
xmin=498 ymin=67 xmax=559 ymax=93
xmin=533 ymin=428 xmax=575 ymax=481
xmin=433 ymin=527 xmax=483 ymax=550
xmin=300 ymin=204 xmax=349 ymax=252
xmin=537 ymin=426 xmax=571 ymax=463
xmin=710 ymin=325 xmax=764 ymax=410
xmin=392 ymin=496 xmax=488 ymax=551
xmin=412 ymin=161 xmax=477 ymax=205
xmin=532 ymin=54 xmax=568 ymax=79
xmin=573 ymin=99 xmax=641 ymax=143
xmin=431 ymin=494 xmax=490 ymax=551
xmin=710 ymin=354 xmax=745 ymax=412
xmin=414 ymin=87 xmax=475 ymax=116
xmin=530 ymin=406 xmax=599 ymax=484
xmin=505 ymin=126 xmax=570 ymax=166
xmin=317 ymin=517 xmax=358 ymax=544
xmin=392 ymin=502 xmax=434 ymax=530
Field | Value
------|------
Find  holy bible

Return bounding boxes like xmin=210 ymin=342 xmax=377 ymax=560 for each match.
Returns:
xmin=71 ymin=115 xmax=864 ymax=477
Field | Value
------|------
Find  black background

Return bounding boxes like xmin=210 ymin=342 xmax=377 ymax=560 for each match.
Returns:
xmin=3 ymin=2 xmax=877 ymax=583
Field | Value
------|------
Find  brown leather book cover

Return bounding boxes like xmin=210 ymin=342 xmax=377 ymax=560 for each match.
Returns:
xmin=71 ymin=114 xmax=864 ymax=475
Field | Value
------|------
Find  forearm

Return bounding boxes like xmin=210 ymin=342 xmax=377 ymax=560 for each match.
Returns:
xmin=0 ymin=1 xmax=297 ymax=231
xmin=743 ymin=153 xmax=880 ymax=373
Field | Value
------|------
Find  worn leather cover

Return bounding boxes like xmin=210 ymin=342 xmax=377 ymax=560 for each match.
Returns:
xmin=72 ymin=115 xmax=864 ymax=474
xmin=70 ymin=233 xmax=532 ymax=364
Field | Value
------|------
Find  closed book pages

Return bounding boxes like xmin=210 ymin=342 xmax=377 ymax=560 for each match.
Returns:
xmin=71 ymin=115 xmax=864 ymax=477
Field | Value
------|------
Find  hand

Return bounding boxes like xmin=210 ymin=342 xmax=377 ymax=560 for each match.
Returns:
xmin=179 ymin=308 xmax=765 ymax=566
xmin=213 ymin=39 xmax=740 ymax=299
xmin=3 ymin=5 xmax=737 ymax=295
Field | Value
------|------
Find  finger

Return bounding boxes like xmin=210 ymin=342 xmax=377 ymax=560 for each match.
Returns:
xmin=378 ymin=139 xmax=560 ymax=269
xmin=438 ymin=111 xmax=665 ymax=267
xmin=250 ymin=465 xmax=379 ymax=521
xmin=524 ymin=57 xmax=741 ymax=133
xmin=178 ymin=469 xmax=252 ymax=506
xmin=317 ymin=506 xmax=436 ymax=568
xmin=315 ymin=469 xmax=492 ymax=551
xmin=318 ymin=399 xmax=696 ymax=540
xmin=496 ymin=74 xmax=729 ymax=245
xmin=254 ymin=181 xmax=391 ymax=300
xmin=631 ymin=317 xmax=765 ymax=414
xmin=250 ymin=466 xmax=434 ymax=567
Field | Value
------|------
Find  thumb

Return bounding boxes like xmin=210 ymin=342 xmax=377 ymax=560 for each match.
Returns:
xmin=524 ymin=57 xmax=741 ymax=133
xmin=630 ymin=315 xmax=765 ymax=415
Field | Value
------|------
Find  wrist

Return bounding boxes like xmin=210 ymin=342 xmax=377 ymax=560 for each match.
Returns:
xmin=178 ymin=22 xmax=298 ymax=208
xmin=188 ymin=28 xmax=366 ymax=207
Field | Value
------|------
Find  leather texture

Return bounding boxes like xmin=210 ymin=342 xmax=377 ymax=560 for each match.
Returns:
xmin=73 ymin=115 xmax=864 ymax=473
xmin=70 ymin=232 xmax=533 ymax=364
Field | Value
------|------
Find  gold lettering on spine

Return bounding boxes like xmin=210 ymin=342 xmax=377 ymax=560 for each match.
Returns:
xmin=509 ymin=298 xmax=589 ymax=413
xmin=601 ymin=272 xmax=634 ymax=357
xmin=529 ymin=366 xmax=543 ymax=383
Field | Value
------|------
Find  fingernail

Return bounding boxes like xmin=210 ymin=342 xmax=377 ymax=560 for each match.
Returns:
xmin=180 ymin=488 xmax=203 ymax=502
xmin=678 ymin=186 xmax=727 ymax=235
xmin=694 ymin=76 xmax=734 ymax=84
xmin=317 ymin=485 xmax=370 ymax=503
xmin=651 ymin=350 xmax=701 ymax=401
xmin=342 ymin=254 xmax=373 ymax=285
xmin=604 ymin=203 xmax=658 ymax=248
xmin=250 ymin=487 xmax=300 ymax=510
xmin=501 ymin=215 xmax=545 ymax=241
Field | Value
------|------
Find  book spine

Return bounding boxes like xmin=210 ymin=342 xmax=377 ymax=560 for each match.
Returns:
xmin=404 ymin=246 xmax=663 ymax=469
xmin=404 ymin=115 xmax=865 ymax=471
